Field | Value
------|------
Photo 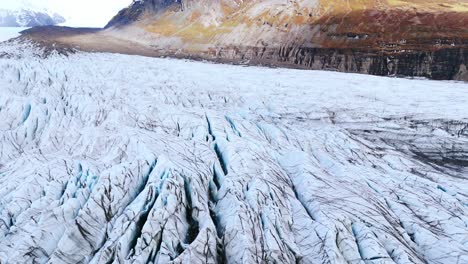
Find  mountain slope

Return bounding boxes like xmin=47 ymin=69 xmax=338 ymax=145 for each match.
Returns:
xmin=106 ymin=0 xmax=468 ymax=51
xmin=0 ymin=8 xmax=65 ymax=27
xmin=19 ymin=0 xmax=468 ymax=80
xmin=0 ymin=41 xmax=467 ymax=264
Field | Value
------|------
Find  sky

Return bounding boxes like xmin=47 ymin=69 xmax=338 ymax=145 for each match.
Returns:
xmin=0 ymin=0 xmax=133 ymax=27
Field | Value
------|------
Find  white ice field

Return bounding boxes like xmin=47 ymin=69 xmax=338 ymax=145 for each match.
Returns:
xmin=0 ymin=41 xmax=467 ymax=264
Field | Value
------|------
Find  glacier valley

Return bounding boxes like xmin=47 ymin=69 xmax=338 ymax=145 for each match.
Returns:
xmin=0 ymin=41 xmax=467 ymax=264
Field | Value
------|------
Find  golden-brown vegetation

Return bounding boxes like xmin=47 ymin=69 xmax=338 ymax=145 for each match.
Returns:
xmin=139 ymin=0 xmax=468 ymax=50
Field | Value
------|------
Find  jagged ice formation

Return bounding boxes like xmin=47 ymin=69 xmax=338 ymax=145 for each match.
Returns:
xmin=0 ymin=42 xmax=467 ymax=263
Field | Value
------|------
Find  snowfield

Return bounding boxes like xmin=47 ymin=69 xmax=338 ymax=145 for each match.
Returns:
xmin=0 ymin=41 xmax=467 ymax=264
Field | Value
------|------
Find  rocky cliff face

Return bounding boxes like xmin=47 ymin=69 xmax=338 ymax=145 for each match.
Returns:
xmin=100 ymin=0 xmax=468 ymax=80
xmin=204 ymin=46 xmax=468 ymax=80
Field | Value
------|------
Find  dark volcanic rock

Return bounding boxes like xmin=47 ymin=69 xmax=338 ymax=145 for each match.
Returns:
xmin=207 ymin=46 xmax=468 ymax=81
xmin=105 ymin=0 xmax=180 ymax=28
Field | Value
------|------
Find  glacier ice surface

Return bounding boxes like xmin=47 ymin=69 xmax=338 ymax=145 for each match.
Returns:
xmin=0 ymin=41 xmax=467 ymax=264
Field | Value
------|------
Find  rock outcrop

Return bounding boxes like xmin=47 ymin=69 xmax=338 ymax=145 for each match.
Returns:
xmin=106 ymin=0 xmax=182 ymax=28
xmin=207 ymin=46 xmax=468 ymax=80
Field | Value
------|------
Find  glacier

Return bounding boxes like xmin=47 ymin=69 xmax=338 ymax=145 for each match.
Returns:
xmin=0 ymin=41 xmax=467 ymax=264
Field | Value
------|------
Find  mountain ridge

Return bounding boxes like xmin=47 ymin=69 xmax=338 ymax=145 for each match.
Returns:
xmin=18 ymin=0 xmax=468 ymax=80
xmin=0 ymin=8 xmax=65 ymax=27
xmin=105 ymin=0 xmax=468 ymax=50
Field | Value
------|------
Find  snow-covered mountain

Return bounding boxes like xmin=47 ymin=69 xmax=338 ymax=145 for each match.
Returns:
xmin=0 ymin=8 xmax=65 ymax=27
xmin=0 ymin=41 xmax=467 ymax=263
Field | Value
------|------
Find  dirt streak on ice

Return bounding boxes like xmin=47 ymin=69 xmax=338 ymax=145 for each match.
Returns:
xmin=0 ymin=41 xmax=467 ymax=264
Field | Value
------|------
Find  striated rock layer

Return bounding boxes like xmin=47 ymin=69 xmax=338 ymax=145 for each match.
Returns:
xmin=0 ymin=41 xmax=467 ymax=263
